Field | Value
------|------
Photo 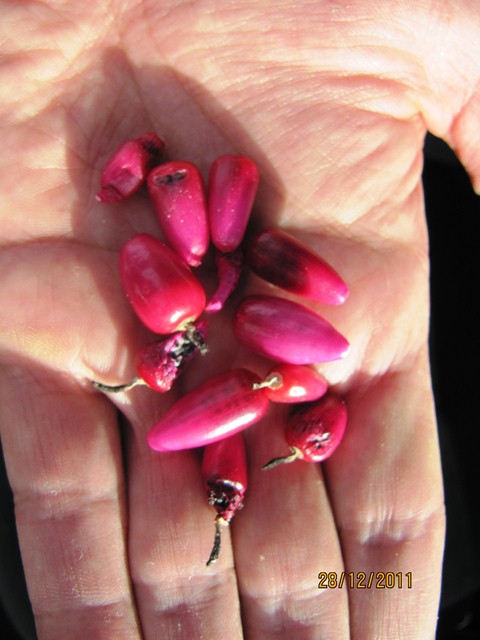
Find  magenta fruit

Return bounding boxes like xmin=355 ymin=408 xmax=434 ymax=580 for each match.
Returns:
xmin=252 ymin=364 xmax=328 ymax=403
xmin=205 ymin=249 xmax=244 ymax=313
xmin=263 ymin=394 xmax=347 ymax=468
xmin=135 ymin=321 xmax=208 ymax=391
xmin=248 ymin=228 xmax=349 ymax=305
xmin=147 ymin=161 xmax=209 ymax=267
xmin=119 ymin=233 xmax=206 ymax=335
xmin=147 ymin=369 xmax=269 ymax=452
xmin=92 ymin=320 xmax=208 ymax=394
xmin=202 ymin=432 xmax=247 ymax=566
xmin=208 ymin=154 xmax=259 ymax=252
xmin=96 ymin=132 xmax=165 ymax=203
xmin=233 ymin=294 xmax=350 ymax=364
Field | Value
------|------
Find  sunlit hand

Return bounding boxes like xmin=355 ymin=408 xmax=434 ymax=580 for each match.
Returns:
xmin=1 ymin=2 xmax=480 ymax=638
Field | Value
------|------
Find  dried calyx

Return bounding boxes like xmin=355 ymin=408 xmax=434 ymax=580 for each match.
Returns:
xmin=92 ymin=320 xmax=208 ymax=394
xmin=205 ymin=479 xmax=246 ymax=566
xmin=202 ymin=433 xmax=247 ymax=566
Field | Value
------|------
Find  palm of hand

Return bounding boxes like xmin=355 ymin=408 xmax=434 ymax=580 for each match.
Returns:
xmin=2 ymin=2 xmax=479 ymax=638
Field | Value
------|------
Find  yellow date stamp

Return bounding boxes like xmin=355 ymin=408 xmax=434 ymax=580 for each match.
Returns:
xmin=317 ymin=571 xmax=413 ymax=589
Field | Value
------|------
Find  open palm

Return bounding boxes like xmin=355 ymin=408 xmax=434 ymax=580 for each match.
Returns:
xmin=1 ymin=2 xmax=480 ymax=639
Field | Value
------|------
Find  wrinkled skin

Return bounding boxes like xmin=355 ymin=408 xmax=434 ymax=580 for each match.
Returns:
xmin=1 ymin=1 xmax=480 ymax=638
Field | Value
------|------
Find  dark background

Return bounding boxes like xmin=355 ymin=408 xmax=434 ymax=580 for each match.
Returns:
xmin=424 ymin=134 xmax=480 ymax=639
xmin=1 ymin=134 xmax=479 ymax=639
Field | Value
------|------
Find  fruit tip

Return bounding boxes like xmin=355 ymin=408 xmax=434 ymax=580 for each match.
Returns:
xmin=95 ymin=186 xmax=122 ymax=203
xmin=146 ymin=429 xmax=166 ymax=452
xmin=334 ymin=285 xmax=350 ymax=305
xmin=339 ymin=340 xmax=350 ymax=358
xmin=205 ymin=300 xmax=222 ymax=313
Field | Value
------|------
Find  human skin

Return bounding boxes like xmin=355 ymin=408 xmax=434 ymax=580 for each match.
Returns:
xmin=1 ymin=1 xmax=480 ymax=638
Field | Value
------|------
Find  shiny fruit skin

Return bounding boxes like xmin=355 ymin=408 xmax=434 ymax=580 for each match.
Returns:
xmin=119 ymin=233 xmax=206 ymax=334
xmin=208 ymin=155 xmax=259 ymax=252
xmin=286 ymin=394 xmax=347 ymax=462
xmin=147 ymin=369 xmax=269 ymax=451
xmin=202 ymin=432 xmax=247 ymax=524
xmin=205 ymin=249 xmax=244 ymax=313
xmin=233 ymin=294 xmax=350 ymax=364
xmin=259 ymin=364 xmax=328 ymax=403
xmin=147 ymin=161 xmax=209 ymax=267
xmin=248 ymin=228 xmax=349 ymax=305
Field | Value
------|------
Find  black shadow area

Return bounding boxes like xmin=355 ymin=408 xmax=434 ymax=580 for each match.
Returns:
xmin=424 ymin=134 xmax=480 ymax=640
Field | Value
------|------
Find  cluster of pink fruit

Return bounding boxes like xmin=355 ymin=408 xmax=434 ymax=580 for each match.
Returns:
xmin=94 ymin=132 xmax=350 ymax=565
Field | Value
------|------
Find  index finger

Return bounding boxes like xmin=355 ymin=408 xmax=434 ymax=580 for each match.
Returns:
xmin=0 ymin=364 xmax=142 ymax=640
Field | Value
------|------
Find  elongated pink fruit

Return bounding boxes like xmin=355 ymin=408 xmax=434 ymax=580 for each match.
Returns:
xmin=205 ymin=249 xmax=244 ymax=313
xmin=96 ymin=132 xmax=165 ymax=202
xmin=208 ymin=155 xmax=259 ymax=252
xmin=119 ymin=233 xmax=206 ymax=334
xmin=253 ymin=364 xmax=328 ymax=403
xmin=263 ymin=394 xmax=347 ymax=468
xmin=147 ymin=161 xmax=209 ymax=267
xmin=248 ymin=228 xmax=349 ymax=305
xmin=233 ymin=295 xmax=349 ymax=364
xmin=147 ymin=369 xmax=269 ymax=451
xmin=202 ymin=433 xmax=247 ymax=565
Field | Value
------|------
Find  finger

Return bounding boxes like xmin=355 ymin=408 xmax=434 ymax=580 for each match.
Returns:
xmin=413 ymin=1 xmax=480 ymax=193
xmin=325 ymin=350 xmax=444 ymax=640
xmin=0 ymin=364 xmax=141 ymax=640
xmin=444 ymin=88 xmax=480 ymax=195
xmin=122 ymin=387 xmax=244 ymax=640
xmin=233 ymin=405 xmax=350 ymax=640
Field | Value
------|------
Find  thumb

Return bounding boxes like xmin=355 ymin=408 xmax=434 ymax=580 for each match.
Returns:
xmin=414 ymin=1 xmax=480 ymax=192
xmin=444 ymin=91 xmax=480 ymax=194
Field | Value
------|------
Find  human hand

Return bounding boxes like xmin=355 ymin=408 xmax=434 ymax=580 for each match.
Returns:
xmin=1 ymin=2 xmax=480 ymax=638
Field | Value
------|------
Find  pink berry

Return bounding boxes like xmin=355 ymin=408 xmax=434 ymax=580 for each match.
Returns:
xmin=263 ymin=394 xmax=347 ymax=468
xmin=147 ymin=161 xmax=209 ymax=267
xmin=119 ymin=233 xmax=206 ymax=335
xmin=248 ymin=228 xmax=349 ymax=305
xmin=208 ymin=155 xmax=259 ymax=252
xmin=96 ymin=132 xmax=165 ymax=203
xmin=147 ymin=369 xmax=269 ymax=452
xmin=205 ymin=249 xmax=244 ymax=313
xmin=253 ymin=364 xmax=328 ymax=403
xmin=233 ymin=295 xmax=350 ymax=364
xmin=136 ymin=320 xmax=208 ymax=391
xmin=202 ymin=432 xmax=247 ymax=565
xmin=92 ymin=321 xmax=208 ymax=395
